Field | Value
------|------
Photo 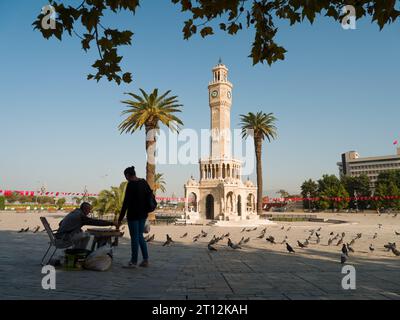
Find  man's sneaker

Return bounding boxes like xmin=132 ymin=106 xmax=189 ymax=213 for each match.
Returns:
xmin=122 ymin=262 xmax=137 ymax=269
xmin=139 ymin=260 xmax=149 ymax=268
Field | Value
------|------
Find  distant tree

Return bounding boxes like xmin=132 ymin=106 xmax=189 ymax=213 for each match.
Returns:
xmin=276 ymin=189 xmax=289 ymax=198
xmin=154 ymin=173 xmax=167 ymax=195
xmin=5 ymin=192 xmax=20 ymax=204
xmin=301 ymin=179 xmax=319 ymax=210
xmin=317 ymin=174 xmax=349 ymax=211
xmin=33 ymin=1 xmax=400 ymax=85
xmin=72 ymin=196 xmax=82 ymax=206
xmin=341 ymin=174 xmax=371 ymax=210
xmin=240 ymin=111 xmax=277 ymax=215
xmin=0 ymin=196 xmax=5 ymax=210
xmin=94 ymin=182 xmax=127 ymax=220
xmin=56 ymin=198 xmax=66 ymax=209
xmin=374 ymin=171 xmax=400 ymax=210
xmin=118 ymin=89 xmax=183 ymax=190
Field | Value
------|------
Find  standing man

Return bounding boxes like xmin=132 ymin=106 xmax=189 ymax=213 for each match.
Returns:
xmin=117 ymin=166 xmax=153 ymax=268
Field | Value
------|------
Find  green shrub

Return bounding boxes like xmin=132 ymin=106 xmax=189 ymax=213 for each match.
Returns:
xmin=0 ymin=196 xmax=5 ymax=210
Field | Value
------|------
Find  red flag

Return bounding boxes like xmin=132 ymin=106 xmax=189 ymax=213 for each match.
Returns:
xmin=394 ymin=140 xmax=398 ymax=145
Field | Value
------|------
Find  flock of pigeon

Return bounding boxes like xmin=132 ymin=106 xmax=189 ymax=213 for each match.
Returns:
xmin=144 ymin=223 xmax=400 ymax=264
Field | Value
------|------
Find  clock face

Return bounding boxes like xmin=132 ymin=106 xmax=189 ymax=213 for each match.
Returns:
xmin=227 ymin=91 xmax=232 ymax=99
xmin=211 ymin=90 xmax=218 ymax=98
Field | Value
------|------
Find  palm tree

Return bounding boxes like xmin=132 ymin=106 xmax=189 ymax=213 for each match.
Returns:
xmin=154 ymin=173 xmax=167 ymax=194
xmin=118 ymin=89 xmax=183 ymax=190
xmin=94 ymin=182 xmax=127 ymax=220
xmin=240 ymin=112 xmax=277 ymax=215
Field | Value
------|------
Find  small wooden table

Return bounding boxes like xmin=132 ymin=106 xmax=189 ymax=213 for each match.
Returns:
xmin=86 ymin=228 xmax=124 ymax=251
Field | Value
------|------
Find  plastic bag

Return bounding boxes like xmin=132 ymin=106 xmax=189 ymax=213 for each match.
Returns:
xmin=84 ymin=245 xmax=113 ymax=271
xmin=144 ymin=220 xmax=151 ymax=234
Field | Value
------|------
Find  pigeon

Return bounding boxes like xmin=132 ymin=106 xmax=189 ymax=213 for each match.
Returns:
xmin=241 ymin=228 xmax=246 ymax=233
xmin=252 ymin=227 xmax=257 ymax=231
xmin=225 ymin=233 xmax=230 ymax=237
xmin=340 ymin=253 xmax=347 ymax=264
xmin=315 ymin=232 xmax=321 ymax=238
xmin=201 ymin=231 xmax=208 ymax=238
xmin=356 ymin=233 xmax=362 ymax=239
xmin=287 ymin=227 xmax=291 ymax=231
xmin=266 ymin=236 xmax=276 ymax=244
xmin=208 ymin=235 xmax=217 ymax=245
xmin=208 ymin=244 xmax=217 ymax=251
xmin=391 ymin=247 xmax=400 ymax=256
xmin=23 ymin=227 xmax=29 ymax=232
xmin=17 ymin=228 xmax=24 ymax=233
xmin=373 ymin=233 xmax=378 ymax=240
xmin=297 ymin=240 xmax=307 ymax=248
xmin=384 ymin=242 xmax=396 ymax=251
xmin=329 ymin=232 xmax=334 ymax=236
xmin=257 ymin=232 xmax=266 ymax=239
xmin=317 ymin=227 xmax=322 ymax=232
xmin=341 ymin=232 xmax=346 ymax=238
xmin=342 ymin=244 xmax=348 ymax=256
xmin=286 ymin=243 xmax=295 ymax=253
xmin=369 ymin=244 xmax=375 ymax=252
xmin=309 ymin=230 xmax=315 ymax=236
xmin=33 ymin=226 xmax=40 ymax=233
xmin=163 ymin=235 xmax=173 ymax=246
xmin=243 ymin=237 xmax=250 ymax=244
xmin=328 ymin=238 xmax=333 ymax=246
xmin=336 ymin=238 xmax=343 ymax=246
xmin=180 ymin=232 xmax=188 ymax=238
xmin=238 ymin=237 xmax=245 ymax=245
xmin=228 ymin=238 xmax=241 ymax=249
xmin=395 ymin=231 xmax=400 ymax=236
xmin=281 ymin=226 xmax=285 ymax=230
xmin=346 ymin=243 xmax=355 ymax=253
xmin=146 ymin=234 xmax=155 ymax=242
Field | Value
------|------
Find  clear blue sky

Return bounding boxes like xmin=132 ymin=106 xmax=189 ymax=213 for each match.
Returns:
xmin=1 ymin=1 xmax=399 ymax=197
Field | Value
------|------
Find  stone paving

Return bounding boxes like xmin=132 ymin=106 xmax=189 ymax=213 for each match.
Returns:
xmin=0 ymin=212 xmax=400 ymax=300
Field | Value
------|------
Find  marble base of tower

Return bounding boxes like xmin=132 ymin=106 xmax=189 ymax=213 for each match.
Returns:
xmin=184 ymin=169 xmax=258 ymax=223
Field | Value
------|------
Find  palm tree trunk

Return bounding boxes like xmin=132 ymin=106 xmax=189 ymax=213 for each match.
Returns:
xmin=145 ymin=124 xmax=156 ymax=191
xmin=254 ymin=137 xmax=263 ymax=215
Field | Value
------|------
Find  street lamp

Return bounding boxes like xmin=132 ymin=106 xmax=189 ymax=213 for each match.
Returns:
xmin=307 ymin=192 xmax=312 ymax=213
xmin=354 ymin=190 xmax=359 ymax=213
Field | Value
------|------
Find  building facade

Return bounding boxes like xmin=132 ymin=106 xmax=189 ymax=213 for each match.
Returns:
xmin=338 ymin=149 xmax=400 ymax=189
xmin=184 ymin=62 xmax=258 ymax=222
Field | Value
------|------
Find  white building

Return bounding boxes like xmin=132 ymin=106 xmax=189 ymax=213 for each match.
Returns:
xmin=338 ymin=148 xmax=400 ymax=189
xmin=184 ymin=62 xmax=258 ymax=222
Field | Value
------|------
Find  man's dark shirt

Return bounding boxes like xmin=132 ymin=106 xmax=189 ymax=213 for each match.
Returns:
xmin=119 ymin=179 xmax=152 ymax=221
xmin=56 ymin=208 xmax=113 ymax=238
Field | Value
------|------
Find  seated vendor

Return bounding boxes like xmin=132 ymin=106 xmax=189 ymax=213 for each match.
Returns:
xmin=56 ymin=202 xmax=116 ymax=249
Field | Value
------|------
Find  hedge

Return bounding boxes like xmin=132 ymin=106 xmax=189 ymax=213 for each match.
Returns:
xmin=0 ymin=196 xmax=5 ymax=210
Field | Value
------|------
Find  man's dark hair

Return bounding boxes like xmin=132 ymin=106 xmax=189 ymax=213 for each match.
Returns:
xmin=124 ymin=166 xmax=136 ymax=177
xmin=80 ymin=202 xmax=91 ymax=210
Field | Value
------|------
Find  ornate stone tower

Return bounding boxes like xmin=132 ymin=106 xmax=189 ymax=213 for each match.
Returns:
xmin=208 ymin=61 xmax=233 ymax=159
xmin=184 ymin=61 xmax=258 ymax=223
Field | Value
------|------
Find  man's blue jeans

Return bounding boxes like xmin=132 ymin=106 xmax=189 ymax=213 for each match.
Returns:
xmin=127 ymin=219 xmax=149 ymax=264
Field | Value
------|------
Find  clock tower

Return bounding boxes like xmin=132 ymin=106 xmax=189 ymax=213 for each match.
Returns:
xmin=208 ymin=61 xmax=233 ymax=159
xmin=184 ymin=61 xmax=262 ymax=225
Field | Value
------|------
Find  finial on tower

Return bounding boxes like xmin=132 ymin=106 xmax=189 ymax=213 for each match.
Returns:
xmin=218 ymin=57 xmax=222 ymax=64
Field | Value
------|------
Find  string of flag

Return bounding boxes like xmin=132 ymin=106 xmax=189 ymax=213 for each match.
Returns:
xmin=1 ymin=189 xmax=400 ymax=203
xmin=0 ymin=189 xmax=186 ymax=202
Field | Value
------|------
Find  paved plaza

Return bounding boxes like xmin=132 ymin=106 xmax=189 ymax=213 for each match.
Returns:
xmin=0 ymin=212 xmax=400 ymax=300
